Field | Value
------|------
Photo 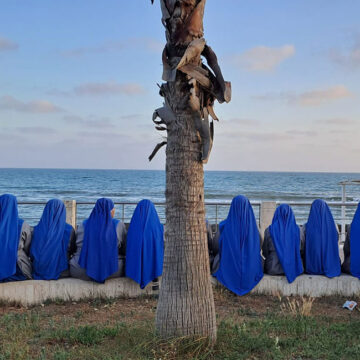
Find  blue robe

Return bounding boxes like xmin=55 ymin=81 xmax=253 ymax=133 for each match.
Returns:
xmin=269 ymin=204 xmax=303 ymax=283
xmin=350 ymin=203 xmax=360 ymax=279
xmin=125 ymin=199 xmax=164 ymax=289
xmin=0 ymin=194 xmax=23 ymax=281
xmin=305 ymin=199 xmax=340 ymax=277
xmin=30 ymin=199 xmax=72 ymax=280
xmin=79 ymin=198 xmax=119 ymax=283
xmin=213 ymin=195 xmax=263 ymax=295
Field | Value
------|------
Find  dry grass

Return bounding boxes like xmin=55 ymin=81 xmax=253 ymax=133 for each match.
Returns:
xmin=278 ymin=295 xmax=315 ymax=317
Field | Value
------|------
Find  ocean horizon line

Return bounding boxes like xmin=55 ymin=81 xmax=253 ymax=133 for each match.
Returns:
xmin=1 ymin=167 xmax=360 ymax=175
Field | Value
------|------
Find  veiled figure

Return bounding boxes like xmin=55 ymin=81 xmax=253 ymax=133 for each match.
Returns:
xmin=304 ymin=199 xmax=341 ymax=277
xmin=30 ymin=199 xmax=75 ymax=280
xmin=70 ymin=198 xmax=126 ymax=283
xmin=213 ymin=195 xmax=263 ymax=296
xmin=263 ymin=204 xmax=303 ymax=283
xmin=125 ymin=199 xmax=164 ymax=289
xmin=342 ymin=203 xmax=360 ymax=278
xmin=0 ymin=194 xmax=32 ymax=282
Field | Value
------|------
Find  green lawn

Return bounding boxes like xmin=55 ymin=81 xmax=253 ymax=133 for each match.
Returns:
xmin=0 ymin=292 xmax=359 ymax=359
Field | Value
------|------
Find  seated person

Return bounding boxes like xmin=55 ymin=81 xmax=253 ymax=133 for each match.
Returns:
xmin=0 ymin=194 xmax=32 ymax=282
xmin=30 ymin=199 xmax=75 ymax=280
xmin=70 ymin=198 xmax=126 ymax=283
xmin=125 ymin=199 xmax=163 ymax=289
xmin=212 ymin=195 xmax=263 ymax=296
xmin=262 ymin=204 xmax=303 ymax=283
xmin=342 ymin=204 xmax=360 ymax=278
xmin=304 ymin=199 xmax=341 ymax=278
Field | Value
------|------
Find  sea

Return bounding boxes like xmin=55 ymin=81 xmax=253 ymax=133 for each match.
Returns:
xmin=1 ymin=168 xmax=360 ymax=226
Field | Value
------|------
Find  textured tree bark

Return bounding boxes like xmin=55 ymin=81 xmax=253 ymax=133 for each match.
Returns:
xmin=150 ymin=0 xmax=231 ymax=341
xmin=155 ymin=91 xmax=216 ymax=340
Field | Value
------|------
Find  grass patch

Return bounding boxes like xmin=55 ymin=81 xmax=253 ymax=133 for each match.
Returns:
xmin=0 ymin=294 xmax=359 ymax=359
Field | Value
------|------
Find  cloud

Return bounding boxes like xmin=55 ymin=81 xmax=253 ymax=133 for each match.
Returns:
xmin=221 ymin=130 xmax=292 ymax=142
xmin=224 ymin=118 xmax=261 ymax=126
xmin=119 ymin=114 xmax=143 ymax=121
xmin=329 ymin=36 xmax=360 ymax=69
xmin=0 ymin=133 xmax=24 ymax=142
xmin=16 ymin=127 xmax=57 ymax=135
xmin=286 ymin=130 xmax=317 ymax=137
xmin=319 ymin=118 xmax=357 ymax=125
xmin=253 ymin=85 xmax=352 ymax=106
xmin=0 ymin=95 xmax=63 ymax=113
xmin=297 ymin=85 xmax=352 ymax=106
xmin=76 ymin=130 xmax=129 ymax=140
xmin=46 ymin=89 xmax=72 ymax=97
xmin=231 ymin=45 xmax=295 ymax=72
xmin=73 ymin=82 xmax=145 ymax=96
xmin=0 ymin=36 xmax=18 ymax=52
xmin=240 ymin=132 xmax=291 ymax=142
xmin=63 ymin=115 xmax=115 ymax=128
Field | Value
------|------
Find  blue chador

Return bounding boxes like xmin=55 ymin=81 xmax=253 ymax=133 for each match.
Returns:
xmin=79 ymin=198 xmax=119 ymax=283
xmin=269 ymin=204 xmax=303 ymax=283
xmin=305 ymin=199 xmax=341 ymax=277
xmin=0 ymin=194 xmax=23 ymax=281
xmin=30 ymin=199 xmax=73 ymax=280
xmin=349 ymin=203 xmax=360 ymax=279
xmin=213 ymin=195 xmax=263 ymax=295
xmin=125 ymin=200 xmax=164 ymax=289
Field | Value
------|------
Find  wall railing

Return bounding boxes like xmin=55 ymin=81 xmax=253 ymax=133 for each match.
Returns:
xmin=17 ymin=200 xmax=358 ymax=243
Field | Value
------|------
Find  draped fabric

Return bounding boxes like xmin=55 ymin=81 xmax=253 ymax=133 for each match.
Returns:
xmin=350 ymin=203 xmax=360 ymax=279
xmin=125 ymin=199 xmax=164 ymax=289
xmin=305 ymin=199 xmax=341 ymax=277
xmin=213 ymin=195 xmax=263 ymax=295
xmin=0 ymin=194 xmax=22 ymax=281
xmin=30 ymin=199 xmax=72 ymax=280
xmin=79 ymin=198 xmax=118 ymax=283
xmin=269 ymin=204 xmax=303 ymax=283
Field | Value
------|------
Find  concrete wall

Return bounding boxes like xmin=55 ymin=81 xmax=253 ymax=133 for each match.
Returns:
xmin=252 ymin=274 xmax=360 ymax=297
xmin=212 ymin=274 xmax=360 ymax=297
xmin=0 ymin=278 xmax=155 ymax=306
xmin=1 ymin=275 xmax=360 ymax=306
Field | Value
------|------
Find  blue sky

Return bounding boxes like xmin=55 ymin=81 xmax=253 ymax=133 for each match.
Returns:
xmin=0 ymin=0 xmax=359 ymax=171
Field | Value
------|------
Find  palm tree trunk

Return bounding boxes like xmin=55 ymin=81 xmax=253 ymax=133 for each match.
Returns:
xmin=150 ymin=0 xmax=231 ymax=341
xmin=156 ymin=98 xmax=216 ymax=339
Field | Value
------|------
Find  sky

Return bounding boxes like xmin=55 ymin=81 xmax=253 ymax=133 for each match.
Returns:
xmin=0 ymin=0 xmax=359 ymax=172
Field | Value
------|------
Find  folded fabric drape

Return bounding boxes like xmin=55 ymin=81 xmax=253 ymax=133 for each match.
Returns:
xmin=213 ymin=195 xmax=263 ymax=295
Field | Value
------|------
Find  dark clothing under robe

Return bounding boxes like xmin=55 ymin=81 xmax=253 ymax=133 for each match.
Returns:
xmin=262 ymin=225 xmax=305 ymax=276
xmin=59 ymin=227 xmax=76 ymax=278
xmin=69 ymin=221 xmax=127 ymax=281
xmin=207 ymin=222 xmax=218 ymax=273
xmin=342 ymin=231 xmax=351 ymax=274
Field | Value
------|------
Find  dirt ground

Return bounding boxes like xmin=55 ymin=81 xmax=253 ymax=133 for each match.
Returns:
xmin=1 ymin=286 xmax=359 ymax=325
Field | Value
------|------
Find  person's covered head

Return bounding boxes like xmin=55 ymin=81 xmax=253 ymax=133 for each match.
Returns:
xmin=0 ymin=194 xmax=18 ymax=219
xmin=273 ymin=204 xmax=295 ymax=223
xmin=40 ymin=199 xmax=66 ymax=228
xmin=91 ymin=198 xmax=115 ymax=219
